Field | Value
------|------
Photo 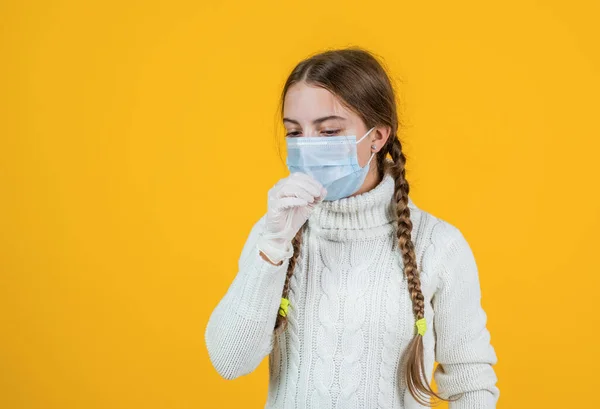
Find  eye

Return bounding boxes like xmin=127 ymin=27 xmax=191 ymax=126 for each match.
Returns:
xmin=322 ymin=129 xmax=341 ymax=136
xmin=286 ymin=131 xmax=301 ymax=137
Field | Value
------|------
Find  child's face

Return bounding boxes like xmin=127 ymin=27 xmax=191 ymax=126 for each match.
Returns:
xmin=282 ymin=81 xmax=375 ymax=168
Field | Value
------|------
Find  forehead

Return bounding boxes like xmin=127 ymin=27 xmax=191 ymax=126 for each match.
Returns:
xmin=283 ymin=82 xmax=354 ymax=123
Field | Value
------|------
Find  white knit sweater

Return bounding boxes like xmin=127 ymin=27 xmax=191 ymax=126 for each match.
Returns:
xmin=205 ymin=168 xmax=500 ymax=409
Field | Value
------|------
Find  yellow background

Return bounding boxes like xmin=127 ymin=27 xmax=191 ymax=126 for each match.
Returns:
xmin=1 ymin=1 xmax=599 ymax=408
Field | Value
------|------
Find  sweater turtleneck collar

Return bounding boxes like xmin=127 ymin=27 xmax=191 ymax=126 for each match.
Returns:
xmin=307 ymin=160 xmax=417 ymax=241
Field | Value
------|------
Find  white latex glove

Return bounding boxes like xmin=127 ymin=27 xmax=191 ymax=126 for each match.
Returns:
xmin=256 ymin=172 xmax=327 ymax=265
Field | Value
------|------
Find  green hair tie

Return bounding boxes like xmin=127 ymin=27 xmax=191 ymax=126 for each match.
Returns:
xmin=279 ymin=297 xmax=290 ymax=317
xmin=415 ymin=317 xmax=427 ymax=336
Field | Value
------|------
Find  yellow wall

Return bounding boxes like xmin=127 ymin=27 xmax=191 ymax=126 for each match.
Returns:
xmin=1 ymin=1 xmax=599 ymax=408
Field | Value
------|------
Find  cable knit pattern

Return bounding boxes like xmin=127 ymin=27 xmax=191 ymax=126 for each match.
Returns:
xmin=205 ymin=164 xmax=500 ymax=408
xmin=281 ymin=228 xmax=306 ymax=408
xmin=336 ymin=241 xmax=371 ymax=408
xmin=311 ymin=242 xmax=342 ymax=409
xmin=377 ymin=252 xmax=404 ymax=409
xmin=268 ymin=331 xmax=283 ymax=405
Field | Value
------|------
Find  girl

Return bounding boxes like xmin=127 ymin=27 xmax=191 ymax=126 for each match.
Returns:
xmin=205 ymin=47 xmax=499 ymax=409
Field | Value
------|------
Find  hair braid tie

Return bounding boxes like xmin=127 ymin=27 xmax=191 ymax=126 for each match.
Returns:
xmin=279 ymin=297 xmax=290 ymax=317
xmin=415 ymin=317 xmax=427 ymax=336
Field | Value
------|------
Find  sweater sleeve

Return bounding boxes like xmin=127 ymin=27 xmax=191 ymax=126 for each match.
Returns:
xmin=204 ymin=214 xmax=290 ymax=380
xmin=431 ymin=223 xmax=500 ymax=409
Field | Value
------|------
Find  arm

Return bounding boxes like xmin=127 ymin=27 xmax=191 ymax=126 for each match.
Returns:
xmin=204 ymin=215 xmax=290 ymax=380
xmin=432 ymin=223 xmax=500 ymax=408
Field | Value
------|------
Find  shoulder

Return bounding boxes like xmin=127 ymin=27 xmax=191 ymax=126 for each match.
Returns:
xmin=407 ymin=201 xmax=464 ymax=257
xmin=409 ymin=204 xmax=471 ymax=284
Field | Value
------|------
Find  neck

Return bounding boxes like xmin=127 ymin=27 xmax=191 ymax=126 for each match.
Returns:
xmin=307 ymin=160 xmax=417 ymax=241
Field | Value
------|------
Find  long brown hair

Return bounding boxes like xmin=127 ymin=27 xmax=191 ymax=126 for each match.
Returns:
xmin=272 ymin=46 xmax=461 ymax=406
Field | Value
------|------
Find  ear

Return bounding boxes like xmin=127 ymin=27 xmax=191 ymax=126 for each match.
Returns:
xmin=372 ymin=126 xmax=391 ymax=151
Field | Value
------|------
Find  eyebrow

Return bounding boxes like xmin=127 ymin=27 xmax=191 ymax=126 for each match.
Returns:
xmin=283 ymin=115 xmax=347 ymax=125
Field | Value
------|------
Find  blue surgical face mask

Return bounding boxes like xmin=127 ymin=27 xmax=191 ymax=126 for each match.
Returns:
xmin=286 ymin=126 xmax=376 ymax=201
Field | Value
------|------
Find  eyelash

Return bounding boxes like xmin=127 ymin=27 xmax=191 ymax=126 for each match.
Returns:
xmin=286 ymin=129 xmax=342 ymax=137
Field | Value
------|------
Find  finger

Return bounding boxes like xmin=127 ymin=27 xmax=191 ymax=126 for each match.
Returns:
xmin=276 ymin=183 xmax=315 ymax=203
xmin=272 ymin=196 xmax=309 ymax=210
xmin=317 ymin=186 xmax=328 ymax=201
xmin=289 ymin=173 xmax=323 ymax=197
xmin=309 ymin=185 xmax=328 ymax=203
xmin=290 ymin=172 xmax=324 ymax=195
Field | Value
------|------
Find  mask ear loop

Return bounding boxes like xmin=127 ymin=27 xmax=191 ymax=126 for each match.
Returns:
xmin=358 ymin=127 xmax=377 ymax=169
xmin=364 ymin=149 xmax=376 ymax=168
xmin=357 ymin=126 xmax=376 ymax=144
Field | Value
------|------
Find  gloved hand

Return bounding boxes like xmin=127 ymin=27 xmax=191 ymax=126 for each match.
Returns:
xmin=256 ymin=172 xmax=327 ymax=265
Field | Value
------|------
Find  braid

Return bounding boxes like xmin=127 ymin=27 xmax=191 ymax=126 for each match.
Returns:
xmin=389 ymin=138 xmax=424 ymax=319
xmin=388 ymin=136 xmax=460 ymax=406
xmin=273 ymin=225 xmax=304 ymax=337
